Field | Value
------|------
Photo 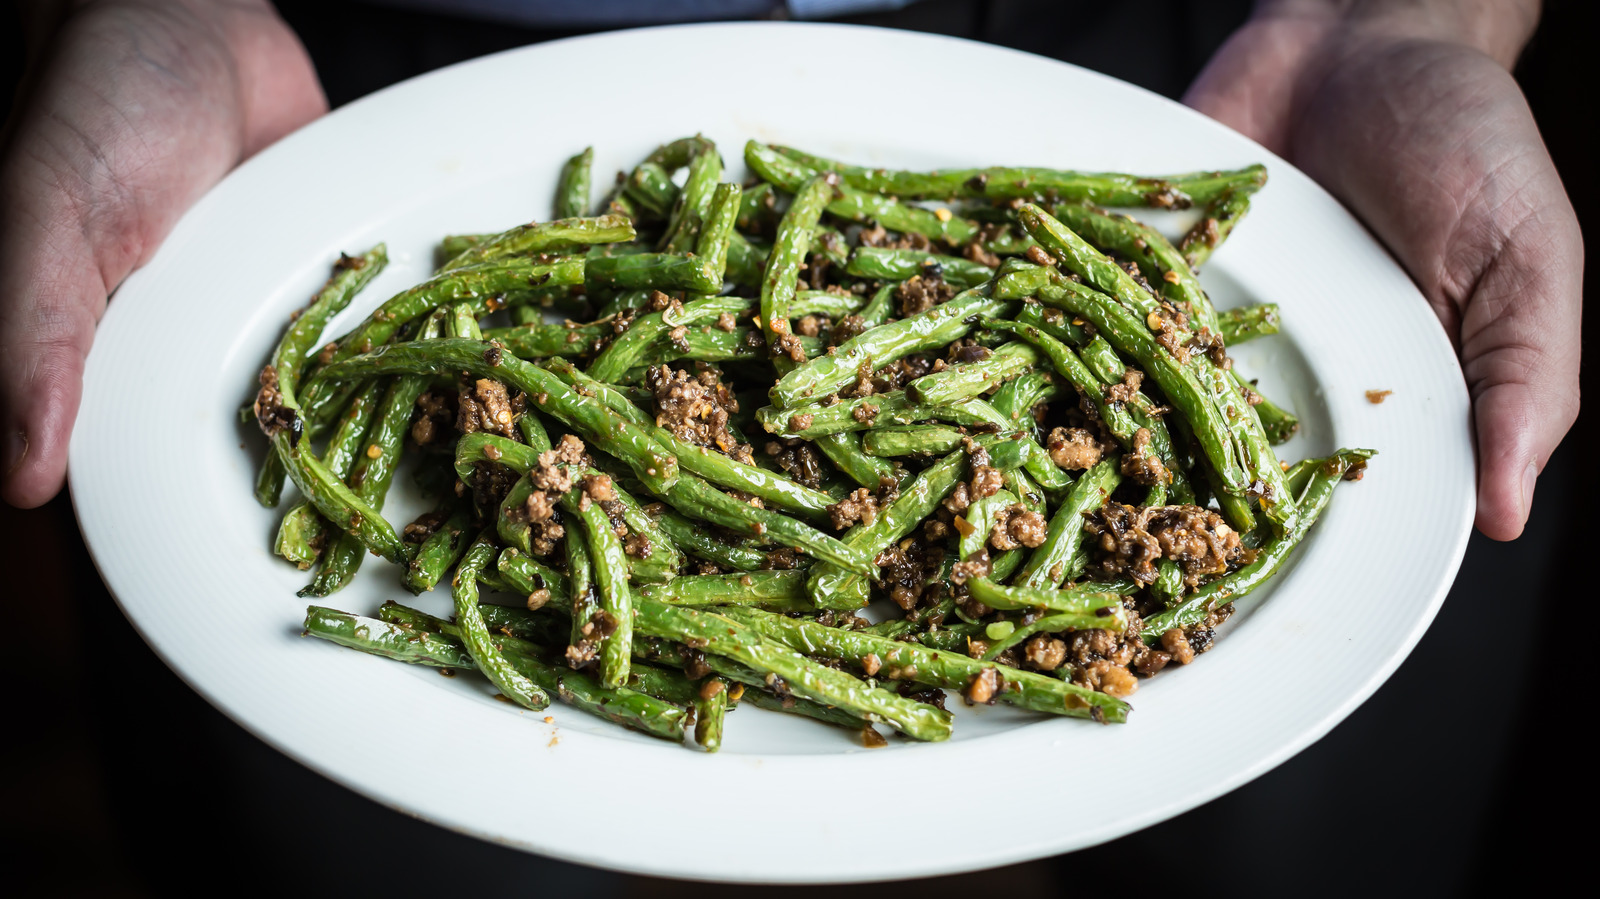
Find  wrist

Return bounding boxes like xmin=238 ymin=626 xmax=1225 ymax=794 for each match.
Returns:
xmin=1253 ymin=0 xmax=1540 ymax=70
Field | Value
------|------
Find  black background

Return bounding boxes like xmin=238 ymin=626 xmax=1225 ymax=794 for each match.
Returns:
xmin=3 ymin=1 xmax=1591 ymax=895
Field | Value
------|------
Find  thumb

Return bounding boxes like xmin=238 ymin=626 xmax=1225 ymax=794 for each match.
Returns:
xmin=1462 ymin=253 xmax=1583 ymax=541
xmin=0 ymin=209 xmax=101 ymax=508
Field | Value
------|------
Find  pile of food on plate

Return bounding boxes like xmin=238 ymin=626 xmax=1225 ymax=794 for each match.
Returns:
xmin=248 ymin=135 xmax=1372 ymax=750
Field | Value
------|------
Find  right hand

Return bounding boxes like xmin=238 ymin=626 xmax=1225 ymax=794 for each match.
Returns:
xmin=1 ymin=0 xmax=325 ymax=508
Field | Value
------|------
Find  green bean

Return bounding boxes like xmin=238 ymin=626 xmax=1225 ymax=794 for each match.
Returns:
xmin=586 ymin=295 xmax=749 ymax=382
xmin=440 ymin=216 xmax=632 ymax=272
xmin=693 ymin=677 xmax=728 ymax=752
xmin=989 ymin=369 xmax=1060 ymax=429
xmin=555 ymin=147 xmax=593 ymax=219
xmin=451 ymin=535 xmax=550 ymax=710
xmin=317 ymin=338 xmax=678 ymax=492
xmin=856 ymin=282 xmax=896 ymax=329
xmin=448 ymin=303 xmax=483 ymax=339
xmin=725 ymin=231 xmax=766 ymax=288
xmin=694 ymin=181 xmax=740 ymax=286
xmin=273 ymin=380 xmax=386 ymax=569
xmin=844 ymin=247 xmax=994 ymax=288
xmin=273 ymin=431 xmax=409 ymax=564
xmin=658 ymin=473 xmax=875 ymax=576
xmin=452 ymin=432 xmax=535 ymax=482
xmin=906 ymin=341 xmax=1037 ymax=406
xmin=761 ymin=173 xmax=836 ymax=366
xmin=496 ymin=547 xmax=570 ymax=605
xmin=647 ymin=506 xmax=769 ymax=571
xmin=299 ymin=256 xmax=586 ymax=425
xmin=622 ymin=663 xmax=704 ymax=707
xmin=769 ymin=285 xmax=1008 ymax=407
xmin=403 ymin=505 xmax=474 ymax=594
xmin=957 ymin=487 xmax=1016 ymax=579
xmin=738 ymin=687 xmax=870 ymax=732
xmin=642 ymin=135 xmax=714 ymax=169
xmin=436 ymin=234 xmax=482 ymax=261
xmin=305 ymin=310 xmax=447 ymax=597
xmin=979 ymin=609 xmax=1118 ymax=663
xmin=273 ymin=504 xmax=327 ymax=572
xmin=790 ymin=290 xmax=866 ymax=319
xmin=624 ymin=161 xmax=677 ymax=218
xmin=813 ymin=431 xmax=899 ymax=490
xmin=998 ymin=246 xmax=1244 ymax=501
xmin=1218 ymin=303 xmax=1280 ymax=346
xmin=979 ymin=318 xmax=1138 ymax=439
xmin=966 ymin=577 xmax=1128 ymax=623
xmin=370 ymin=603 xmax=686 ymax=742
xmin=1248 ymin=380 xmax=1300 ymax=444
xmin=565 ymin=513 xmax=598 ymax=651
xmin=808 ymin=449 xmax=966 ymax=610
xmin=736 ymin=181 xmax=778 ymax=233
xmin=633 ymin=601 xmax=953 ymax=741
xmin=621 ymin=326 xmax=821 ymax=367
xmin=651 ymin=428 xmax=835 ymax=522
xmin=756 ymin=390 xmax=1009 ymax=440
xmin=543 ymin=355 xmax=836 ymax=523
xmin=662 ymin=144 xmax=722 ymax=253
xmin=254 ymin=245 xmax=389 ymax=506
xmin=482 ymin=321 xmax=605 ymax=359
xmin=564 ymin=489 xmax=632 ymax=688
xmin=1150 ymin=558 xmax=1185 ymax=607
xmin=1017 ymin=457 xmax=1120 ymax=589
xmin=986 ymin=314 xmax=1192 ymax=503
xmin=720 ymin=607 xmax=1129 ymax=722
xmin=303 ymin=605 xmax=476 ymax=668
xmin=745 ymin=141 xmax=980 ymax=245
xmin=1180 ymin=182 xmax=1260 ymax=270
xmin=584 ymin=251 xmax=719 ymax=294
xmin=594 ymin=289 xmax=657 ymax=320
xmin=990 ymin=468 xmax=1045 ymax=583
xmin=1053 ymin=203 xmax=1221 ymax=335
xmin=771 ymin=144 xmax=1267 ymax=209
xmin=625 ymin=634 xmax=866 ymax=731
xmin=1022 ymin=206 xmax=1291 ymax=526
xmin=638 ymin=571 xmax=808 ymax=609
xmin=1142 ymin=449 xmax=1373 ymax=640
xmin=859 ymin=425 xmax=1059 ymax=488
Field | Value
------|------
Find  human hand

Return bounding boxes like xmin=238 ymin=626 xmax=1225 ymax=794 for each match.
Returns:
xmin=1185 ymin=0 xmax=1582 ymax=540
xmin=0 ymin=0 xmax=324 ymax=508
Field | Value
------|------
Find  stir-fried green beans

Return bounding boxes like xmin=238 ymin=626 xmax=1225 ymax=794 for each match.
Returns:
xmin=256 ymin=136 xmax=1370 ymax=748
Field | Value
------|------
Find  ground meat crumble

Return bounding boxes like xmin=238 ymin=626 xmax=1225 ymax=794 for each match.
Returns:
xmin=894 ymin=270 xmax=955 ymax=317
xmin=1119 ymin=427 xmax=1171 ymax=486
xmin=647 ymin=364 xmax=747 ymax=457
xmin=1048 ymin=426 xmax=1102 ymax=470
xmin=989 ymin=503 xmax=1048 ymax=551
xmin=503 ymin=434 xmax=592 ymax=556
xmin=456 ymin=377 xmax=519 ymax=438
xmin=1083 ymin=502 xmax=1243 ymax=586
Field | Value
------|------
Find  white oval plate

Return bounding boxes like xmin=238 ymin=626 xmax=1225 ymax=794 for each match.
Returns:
xmin=70 ymin=22 xmax=1472 ymax=883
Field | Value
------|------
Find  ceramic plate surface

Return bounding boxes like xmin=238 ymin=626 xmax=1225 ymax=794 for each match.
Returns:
xmin=70 ymin=22 xmax=1473 ymax=883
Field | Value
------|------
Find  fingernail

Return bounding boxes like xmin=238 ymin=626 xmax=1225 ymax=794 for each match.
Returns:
xmin=1521 ymin=461 xmax=1538 ymax=519
xmin=3 ymin=430 xmax=25 ymax=478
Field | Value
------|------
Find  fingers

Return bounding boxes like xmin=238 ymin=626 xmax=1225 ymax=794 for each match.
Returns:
xmin=0 ymin=1 xmax=324 ymax=508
